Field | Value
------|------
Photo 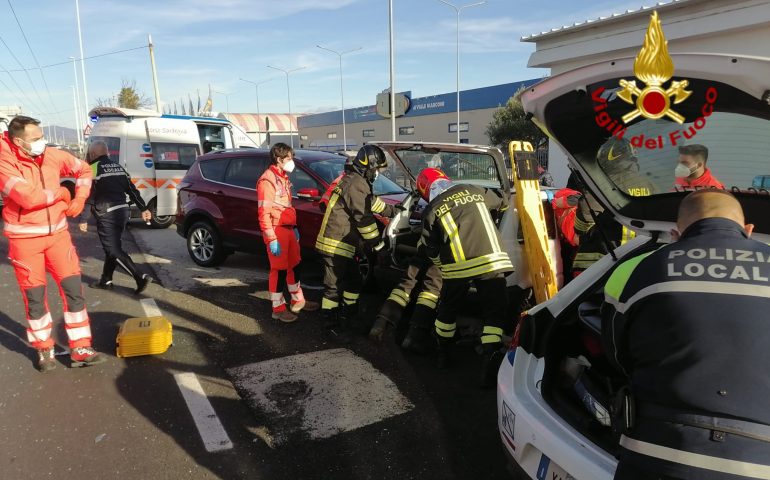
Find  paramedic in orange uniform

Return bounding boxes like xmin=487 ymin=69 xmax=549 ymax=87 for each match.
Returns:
xmin=0 ymin=116 xmax=105 ymax=372
xmin=257 ymin=143 xmax=319 ymax=322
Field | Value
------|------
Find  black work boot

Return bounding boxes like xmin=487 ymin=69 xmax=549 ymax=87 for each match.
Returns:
xmin=323 ymin=308 xmax=351 ymax=344
xmin=400 ymin=324 xmax=431 ymax=355
xmin=479 ymin=343 xmax=506 ymax=388
xmin=134 ymin=274 xmax=151 ymax=295
xmin=340 ymin=303 xmax=361 ymax=334
xmin=434 ymin=335 xmax=455 ymax=369
xmin=368 ymin=314 xmax=393 ymax=343
xmin=90 ymin=279 xmax=114 ymax=290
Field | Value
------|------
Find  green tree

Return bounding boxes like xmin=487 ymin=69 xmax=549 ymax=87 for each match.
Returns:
xmin=96 ymin=79 xmax=152 ymax=109
xmin=485 ymin=87 xmax=547 ymax=149
xmin=117 ymin=79 xmax=152 ymax=109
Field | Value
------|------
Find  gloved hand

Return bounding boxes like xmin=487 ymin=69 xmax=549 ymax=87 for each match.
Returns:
xmin=269 ymin=239 xmax=281 ymax=256
xmin=294 ymin=228 xmax=300 ymax=241
xmin=65 ymin=197 xmax=86 ymax=217
xmin=54 ymin=186 xmax=72 ymax=204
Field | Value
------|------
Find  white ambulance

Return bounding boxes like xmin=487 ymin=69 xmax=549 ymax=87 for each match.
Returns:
xmin=86 ymin=107 xmax=258 ymax=227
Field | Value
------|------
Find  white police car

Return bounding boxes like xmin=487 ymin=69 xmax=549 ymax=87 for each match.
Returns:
xmin=496 ymin=49 xmax=770 ymax=479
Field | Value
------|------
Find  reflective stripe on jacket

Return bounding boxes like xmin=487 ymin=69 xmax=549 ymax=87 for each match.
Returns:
xmin=257 ymin=165 xmax=296 ymax=243
xmin=315 ymin=171 xmax=394 ymax=258
xmin=420 ymin=184 xmax=512 ymax=279
xmin=0 ymin=134 xmax=92 ymax=238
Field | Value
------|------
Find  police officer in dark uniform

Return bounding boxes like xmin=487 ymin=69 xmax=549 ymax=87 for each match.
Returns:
xmin=315 ymin=144 xmax=397 ymax=339
xmin=417 ymin=167 xmax=513 ymax=387
xmin=603 ymin=189 xmax=770 ymax=479
xmin=78 ymin=140 xmax=152 ymax=294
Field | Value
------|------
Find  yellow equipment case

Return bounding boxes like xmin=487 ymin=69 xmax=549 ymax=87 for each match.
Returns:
xmin=116 ymin=316 xmax=173 ymax=358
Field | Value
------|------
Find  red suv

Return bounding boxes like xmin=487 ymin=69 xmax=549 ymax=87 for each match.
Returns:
xmin=175 ymin=149 xmax=407 ymax=267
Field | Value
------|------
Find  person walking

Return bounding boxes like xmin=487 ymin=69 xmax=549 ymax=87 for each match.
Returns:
xmin=78 ymin=140 xmax=152 ymax=294
xmin=0 ymin=116 xmax=105 ymax=371
xmin=257 ymin=143 xmax=318 ymax=323
xmin=604 ymin=189 xmax=770 ymax=479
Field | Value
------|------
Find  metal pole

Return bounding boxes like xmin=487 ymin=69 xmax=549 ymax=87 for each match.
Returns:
xmin=71 ymin=86 xmax=79 ymax=147
xmin=388 ymin=0 xmax=396 ymax=141
xmin=70 ymin=57 xmax=83 ymax=146
xmin=267 ymin=65 xmax=306 ymax=149
xmin=239 ymin=77 xmax=273 ymax=146
xmin=317 ymin=45 xmax=361 ymax=152
xmin=437 ymin=1 xmax=486 ymax=143
xmin=148 ymin=34 xmax=162 ymax=113
xmin=75 ymin=0 xmax=89 ymax=118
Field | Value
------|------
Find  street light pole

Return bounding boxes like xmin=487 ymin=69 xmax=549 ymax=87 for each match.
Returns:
xmin=239 ymin=77 xmax=273 ymax=146
xmin=212 ymin=90 xmax=231 ymax=115
xmin=437 ymin=0 xmax=486 ymax=143
xmin=317 ymin=45 xmax=362 ymax=152
xmin=388 ymin=0 xmax=396 ymax=141
xmin=75 ymin=0 xmax=89 ymax=119
xmin=267 ymin=65 xmax=306 ymax=149
xmin=69 ymin=56 xmax=83 ymax=146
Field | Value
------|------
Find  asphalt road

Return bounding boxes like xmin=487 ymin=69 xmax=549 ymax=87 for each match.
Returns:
xmin=0 ymin=218 xmax=514 ymax=480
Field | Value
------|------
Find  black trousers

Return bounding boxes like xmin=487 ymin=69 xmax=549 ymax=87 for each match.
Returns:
xmin=96 ymin=207 xmax=142 ymax=282
xmin=435 ymin=272 xmax=508 ymax=344
xmin=321 ymin=254 xmax=362 ymax=310
xmin=380 ymin=257 xmax=442 ymax=329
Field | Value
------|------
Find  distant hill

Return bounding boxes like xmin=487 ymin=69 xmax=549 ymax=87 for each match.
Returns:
xmin=47 ymin=125 xmax=80 ymax=145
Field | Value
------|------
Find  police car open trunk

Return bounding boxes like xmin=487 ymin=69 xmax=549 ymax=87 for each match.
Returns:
xmin=516 ymin=50 xmax=770 ymax=458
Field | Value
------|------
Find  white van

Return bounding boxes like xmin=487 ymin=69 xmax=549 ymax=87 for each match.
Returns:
xmin=87 ymin=107 xmax=258 ymax=227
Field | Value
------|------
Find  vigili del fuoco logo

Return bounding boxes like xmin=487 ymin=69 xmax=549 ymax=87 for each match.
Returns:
xmin=592 ymin=11 xmax=718 ymax=150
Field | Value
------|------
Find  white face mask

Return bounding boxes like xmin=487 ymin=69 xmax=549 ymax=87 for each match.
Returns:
xmin=21 ymin=138 xmax=47 ymax=157
xmin=282 ymin=159 xmax=295 ymax=173
xmin=674 ymin=163 xmax=695 ymax=178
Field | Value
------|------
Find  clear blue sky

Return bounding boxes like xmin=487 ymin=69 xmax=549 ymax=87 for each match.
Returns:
xmin=0 ymin=0 xmax=650 ymax=129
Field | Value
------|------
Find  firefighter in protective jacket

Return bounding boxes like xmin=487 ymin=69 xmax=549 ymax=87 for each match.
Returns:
xmin=0 ymin=116 xmax=105 ymax=372
xmin=416 ymin=167 xmax=513 ymax=386
xmin=315 ymin=144 xmax=396 ymax=339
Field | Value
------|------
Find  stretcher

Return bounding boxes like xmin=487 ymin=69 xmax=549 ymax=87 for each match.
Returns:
xmin=510 ymin=140 xmax=558 ymax=304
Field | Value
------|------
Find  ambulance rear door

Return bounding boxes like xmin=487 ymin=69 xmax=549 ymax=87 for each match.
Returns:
xmin=144 ymin=118 xmax=201 ymax=217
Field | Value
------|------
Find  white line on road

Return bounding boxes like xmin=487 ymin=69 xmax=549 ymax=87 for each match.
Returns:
xmin=140 ymin=298 xmax=163 ymax=318
xmin=174 ymin=372 xmax=234 ymax=452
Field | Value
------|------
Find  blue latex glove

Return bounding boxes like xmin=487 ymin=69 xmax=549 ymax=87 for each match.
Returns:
xmin=294 ymin=228 xmax=300 ymax=241
xmin=269 ymin=239 xmax=281 ymax=256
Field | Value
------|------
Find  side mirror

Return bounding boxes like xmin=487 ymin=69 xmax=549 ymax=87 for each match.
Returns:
xmin=297 ymin=187 xmax=320 ymax=199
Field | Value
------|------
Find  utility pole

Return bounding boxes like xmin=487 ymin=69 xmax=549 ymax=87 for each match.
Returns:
xmin=388 ymin=0 xmax=396 ymax=141
xmin=75 ymin=0 xmax=89 ymax=119
xmin=148 ymin=34 xmax=162 ymax=113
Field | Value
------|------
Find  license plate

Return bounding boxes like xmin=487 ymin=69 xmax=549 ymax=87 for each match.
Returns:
xmin=536 ymin=453 xmax=575 ymax=480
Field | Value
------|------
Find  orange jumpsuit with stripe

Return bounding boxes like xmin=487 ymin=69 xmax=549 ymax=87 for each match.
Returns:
xmin=0 ymin=134 xmax=94 ymax=350
xmin=256 ymin=165 xmax=304 ymax=313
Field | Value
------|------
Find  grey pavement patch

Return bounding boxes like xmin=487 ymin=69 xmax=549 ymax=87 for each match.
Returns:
xmin=228 ymin=348 xmax=414 ymax=446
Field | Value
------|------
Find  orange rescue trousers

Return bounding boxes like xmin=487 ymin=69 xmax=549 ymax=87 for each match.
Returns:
xmin=266 ymin=226 xmax=304 ymax=313
xmin=7 ymin=229 xmax=92 ymax=350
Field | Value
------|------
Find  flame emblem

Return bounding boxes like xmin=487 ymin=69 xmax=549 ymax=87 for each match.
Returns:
xmin=617 ymin=11 xmax=691 ymax=124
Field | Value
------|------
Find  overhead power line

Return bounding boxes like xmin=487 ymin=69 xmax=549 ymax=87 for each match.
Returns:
xmin=6 ymin=45 xmax=148 ymax=73
xmin=6 ymin=0 xmax=59 ymax=117
xmin=0 ymin=34 xmax=49 ymax=115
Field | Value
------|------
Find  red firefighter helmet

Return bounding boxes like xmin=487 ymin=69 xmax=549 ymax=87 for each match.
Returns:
xmin=416 ymin=167 xmax=450 ymax=201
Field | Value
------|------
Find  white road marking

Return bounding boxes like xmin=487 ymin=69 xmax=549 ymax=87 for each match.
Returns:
xmin=228 ymin=348 xmax=414 ymax=446
xmin=174 ymin=373 xmax=233 ymax=452
xmin=193 ymin=278 xmax=249 ymax=287
xmin=139 ymin=298 xmax=162 ymax=318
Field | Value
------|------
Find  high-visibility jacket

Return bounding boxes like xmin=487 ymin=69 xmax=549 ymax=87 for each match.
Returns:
xmin=257 ymin=165 xmax=296 ymax=244
xmin=420 ymin=184 xmax=513 ymax=280
xmin=0 ymin=134 xmax=92 ymax=238
xmin=315 ymin=171 xmax=395 ymax=258
xmin=319 ymin=173 xmax=344 ymax=212
xmin=551 ymin=188 xmax=581 ymax=248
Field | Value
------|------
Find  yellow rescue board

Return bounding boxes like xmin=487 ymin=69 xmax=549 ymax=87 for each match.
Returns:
xmin=509 ymin=141 xmax=558 ymax=304
xmin=116 ymin=316 xmax=173 ymax=358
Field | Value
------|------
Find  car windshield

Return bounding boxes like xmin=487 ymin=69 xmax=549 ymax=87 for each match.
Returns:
xmin=545 ymin=77 xmax=770 ymax=224
xmin=307 ymin=158 xmax=406 ymax=196
xmin=389 ymin=148 xmax=503 ymax=189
